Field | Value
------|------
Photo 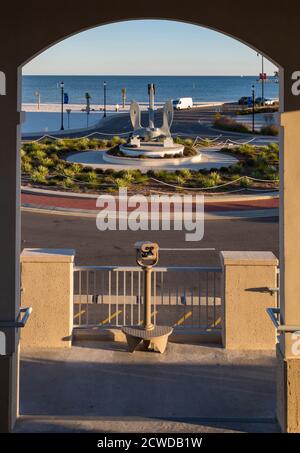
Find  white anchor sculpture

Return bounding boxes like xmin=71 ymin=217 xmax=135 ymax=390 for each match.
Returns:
xmin=130 ymin=83 xmax=174 ymax=143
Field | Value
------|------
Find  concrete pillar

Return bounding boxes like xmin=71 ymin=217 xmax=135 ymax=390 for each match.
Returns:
xmin=0 ymin=66 xmax=22 ymax=432
xmin=220 ymin=251 xmax=278 ymax=350
xmin=276 ymin=110 xmax=300 ymax=432
xmin=20 ymin=249 xmax=75 ymax=348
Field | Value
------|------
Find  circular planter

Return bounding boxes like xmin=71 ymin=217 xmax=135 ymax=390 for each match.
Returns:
xmin=103 ymin=150 xmax=202 ymax=167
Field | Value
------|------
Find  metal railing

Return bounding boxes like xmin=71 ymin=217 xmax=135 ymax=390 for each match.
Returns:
xmin=73 ymin=266 xmax=222 ymax=331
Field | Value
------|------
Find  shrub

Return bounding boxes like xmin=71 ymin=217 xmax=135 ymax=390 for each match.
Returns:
xmin=22 ymin=161 xmax=32 ymax=173
xmin=37 ymin=165 xmax=48 ymax=176
xmin=268 ymin=142 xmax=279 ymax=153
xmin=174 ymin=137 xmax=185 ymax=145
xmin=238 ymin=144 xmax=256 ymax=157
xmin=49 ymin=153 xmax=60 ymax=163
xmin=183 ymin=147 xmax=198 ymax=157
xmin=175 ymin=175 xmax=186 ymax=186
xmin=61 ymin=167 xmax=76 ymax=178
xmin=260 ymin=125 xmax=279 ymax=136
xmin=46 ymin=144 xmax=60 ymax=155
xmin=184 ymin=138 xmax=193 ymax=147
xmin=199 ymin=138 xmax=212 ymax=147
xmin=114 ymin=178 xmax=131 ymax=188
xmin=214 ymin=116 xmax=250 ymax=133
xmin=240 ymin=177 xmax=253 ymax=188
xmin=84 ymin=171 xmax=97 ymax=183
xmin=40 ymin=157 xmax=55 ymax=168
xmin=22 ymin=154 xmax=32 ymax=164
xmin=23 ymin=142 xmax=47 ymax=154
xmin=61 ymin=177 xmax=75 ymax=189
xmin=76 ymin=138 xmax=91 ymax=150
xmin=179 ymin=169 xmax=192 ymax=180
xmin=30 ymin=149 xmax=47 ymax=161
xmin=30 ymin=171 xmax=47 ymax=184
xmin=209 ymin=171 xmax=223 ymax=186
xmin=111 ymin=136 xmax=126 ymax=145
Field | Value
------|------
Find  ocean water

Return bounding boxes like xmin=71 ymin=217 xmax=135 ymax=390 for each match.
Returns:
xmin=22 ymin=75 xmax=279 ymax=105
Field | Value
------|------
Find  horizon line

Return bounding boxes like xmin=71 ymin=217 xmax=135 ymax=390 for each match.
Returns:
xmin=23 ymin=73 xmax=271 ymax=77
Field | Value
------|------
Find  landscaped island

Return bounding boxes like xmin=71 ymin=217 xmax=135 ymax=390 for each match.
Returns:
xmin=213 ymin=116 xmax=279 ymax=136
xmin=21 ymin=137 xmax=279 ymax=194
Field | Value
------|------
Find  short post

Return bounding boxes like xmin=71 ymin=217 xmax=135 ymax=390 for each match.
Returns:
xmin=20 ymin=248 xmax=75 ymax=348
xmin=220 ymin=251 xmax=278 ymax=350
xmin=66 ymin=108 xmax=71 ymax=129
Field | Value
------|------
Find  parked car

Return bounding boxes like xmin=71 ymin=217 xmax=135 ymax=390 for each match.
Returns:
xmin=255 ymin=97 xmax=278 ymax=106
xmin=238 ymin=96 xmax=253 ymax=106
xmin=264 ymin=98 xmax=278 ymax=106
xmin=172 ymin=97 xmax=193 ymax=110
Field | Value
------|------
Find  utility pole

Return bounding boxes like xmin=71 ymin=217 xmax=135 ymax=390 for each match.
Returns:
xmin=252 ymin=84 xmax=255 ymax=133
xmin=257 ymin=53 xmax=266 ymax=105
xmin=261 ymin=55 xmax=265 ymax=105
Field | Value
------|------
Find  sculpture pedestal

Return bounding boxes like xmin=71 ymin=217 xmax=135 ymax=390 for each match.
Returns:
xmin=120 ymin=142 xmax=184 ymax=158
xmin=122 ymin=325 xmax=173 ymax=353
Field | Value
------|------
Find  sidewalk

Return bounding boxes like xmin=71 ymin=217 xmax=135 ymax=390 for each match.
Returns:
xmin=16 ymin=343 xmax=279 ymax=433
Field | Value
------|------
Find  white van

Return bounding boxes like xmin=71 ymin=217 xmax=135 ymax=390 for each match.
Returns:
xmin=172 ymin=97 xmax=193 ymax=110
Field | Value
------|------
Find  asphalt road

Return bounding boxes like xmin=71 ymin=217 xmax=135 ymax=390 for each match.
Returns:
xmin=24 ymin=107 xmax=272 ymax=142
xmin=21 ymin=211 xmax=279 ymax=267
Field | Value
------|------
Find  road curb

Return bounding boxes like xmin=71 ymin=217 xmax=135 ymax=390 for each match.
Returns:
xmin=21 ymin=203 xmax=279 ymax=220
xmin=21 ymin=186 xmax=279 ymax=203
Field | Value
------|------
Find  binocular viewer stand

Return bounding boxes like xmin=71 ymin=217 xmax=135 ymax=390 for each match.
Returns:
xmin=122 ymin=242 xmax=173 ymax=353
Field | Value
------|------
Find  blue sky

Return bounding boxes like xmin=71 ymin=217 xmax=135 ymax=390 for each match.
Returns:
xmin=23 ymin=20 xmax=277 ymax=76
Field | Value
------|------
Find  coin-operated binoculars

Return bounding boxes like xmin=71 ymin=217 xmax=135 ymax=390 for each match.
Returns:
xmin=122 ymin=241 xmax=173 ymax=353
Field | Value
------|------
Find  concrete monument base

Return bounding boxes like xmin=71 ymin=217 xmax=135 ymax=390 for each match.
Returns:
xmin=120 ymin=142 xmax=185 ymax=157
xmin=122 ymin=325 xmax=173 ymax=353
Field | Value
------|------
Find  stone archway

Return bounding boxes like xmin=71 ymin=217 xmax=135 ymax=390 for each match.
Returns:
xmin=1 ymin=1 xmax=300 ymax=432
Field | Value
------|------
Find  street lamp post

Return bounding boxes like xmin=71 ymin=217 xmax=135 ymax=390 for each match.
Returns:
xmin=60 ymin=81 xmax=64 ymax=130
xmin=252 ymin=84 xmax=255 ymax=133
xmin=103 ymin=81 xmax=107 ymax=118
xmin=85 ymin=92 xmax=91 ymax=127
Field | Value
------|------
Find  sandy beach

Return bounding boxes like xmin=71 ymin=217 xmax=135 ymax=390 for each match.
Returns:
xmin=22 ymin=101 xmax=223 ymax=113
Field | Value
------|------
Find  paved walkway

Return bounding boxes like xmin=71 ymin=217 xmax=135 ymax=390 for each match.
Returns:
xmin=66 ymin=148 xmax=238 ymax=172
xmin=16 ymin=343 xmax=279 ymax=433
